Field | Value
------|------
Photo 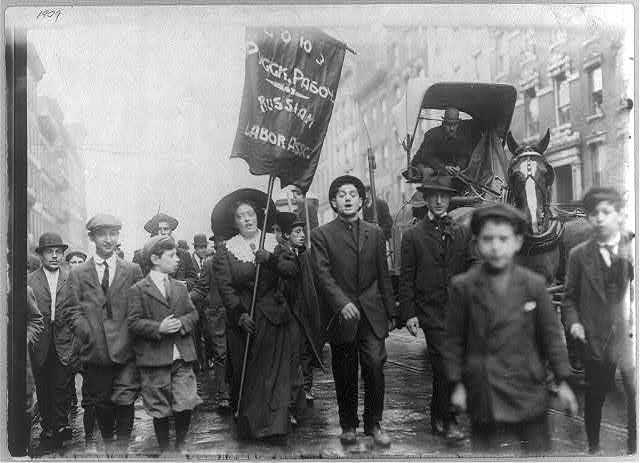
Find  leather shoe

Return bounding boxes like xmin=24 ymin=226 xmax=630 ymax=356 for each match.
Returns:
xmin=56 ymin=425 xmax=73 ymax=442
xmin=445 ymin=423 xmax=465 ymax=442
xmin=339 ymin=428 xmax=357 ymax=445
xmin=366 ymin=424 xmax=391 ymax=448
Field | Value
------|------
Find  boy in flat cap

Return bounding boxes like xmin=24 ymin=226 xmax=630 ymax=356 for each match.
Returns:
xmin=399 ymin=175 xmax=471 ymax=441
xmin=133 ymin=213 xmax=197 ymax=287
xmin=444 ymin=204 xmax=577 ymax=454
xmin=311 ymin=175 xmax=396 ymax=447
xmin=27 ymin=232 xmax=79 ymax=451
xmin=128 ymin=236 xmax=201 ymax=453
xmin=67 ymin=214 xmax=143 ymax=455
xmin=562 ymin=187 xmax=636 ymax=455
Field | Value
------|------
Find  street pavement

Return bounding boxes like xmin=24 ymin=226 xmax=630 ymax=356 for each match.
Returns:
xmin=32 ymin=330 xmax=631 ymax=459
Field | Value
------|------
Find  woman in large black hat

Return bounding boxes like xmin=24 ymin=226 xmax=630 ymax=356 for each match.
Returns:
xmin=211 ymin=189 xmax=300 ymax=441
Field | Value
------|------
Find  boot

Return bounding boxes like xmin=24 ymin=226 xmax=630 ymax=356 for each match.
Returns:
xmin=174 ymin=410 xmax=192 ymax=451
xmin=153 ymin=417 xmax=170 ymax=453
xmin=114 ymin=404 xmax=134 ymax=455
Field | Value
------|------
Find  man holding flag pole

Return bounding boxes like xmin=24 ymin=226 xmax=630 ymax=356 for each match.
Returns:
xmin=221 ymin=26 xmax=349 ymax=441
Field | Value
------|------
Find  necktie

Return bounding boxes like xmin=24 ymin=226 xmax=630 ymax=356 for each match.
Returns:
xmin=163 ymin=277 xmax=172 ymax=303
xmin=101 ymin=261 xmax=113 ymax=318
xmin=599 ymin=244 xmax=616 ymax=267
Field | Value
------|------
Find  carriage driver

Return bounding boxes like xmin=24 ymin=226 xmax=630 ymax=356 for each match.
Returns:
xmin=410 ymin=107 xmax=482 ymax=181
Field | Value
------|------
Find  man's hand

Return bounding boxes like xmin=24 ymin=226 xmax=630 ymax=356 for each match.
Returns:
xmin=159 ymin=314 xmax=182 ymax=334
xmin=340 ymin=303 xmax=360 ymax=322
xmin=405 ymin=316 xmax=420 ymax=337
xmin=557 ymin=380 xmax=578 ymax=416
xmin=254 ymin=249 xmax=271 ymax=265
xmin=445 ymin=165 xmax=461 ymax=176
xmin=570 ymin=323 xmax=586 ymax=342
xmin=238 ymin=313 xmax=256 ymax=335
xmin=451 ymin=382 xmax=467 ymax=412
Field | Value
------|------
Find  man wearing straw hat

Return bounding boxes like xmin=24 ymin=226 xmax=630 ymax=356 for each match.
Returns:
xmin=410 ymin=107 xmax=482 ymax=180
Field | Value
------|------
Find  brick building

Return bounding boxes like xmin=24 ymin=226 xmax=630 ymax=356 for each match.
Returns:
xmin=27 ymin=42 xmax=88 ymax=252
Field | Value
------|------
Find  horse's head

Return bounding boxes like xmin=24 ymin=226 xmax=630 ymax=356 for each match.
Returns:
xmin=506 ymin=129 xmax=555 ymax=234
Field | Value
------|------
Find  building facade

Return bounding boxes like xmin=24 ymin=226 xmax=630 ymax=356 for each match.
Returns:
xmin=313 ymin=23 xmax=632 ymax=222
xmin=27 ymin=42 xmax=88 ymax=252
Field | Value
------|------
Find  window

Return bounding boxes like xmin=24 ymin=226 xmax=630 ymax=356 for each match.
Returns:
xmin=589 ymin=143 xmax=603 ymax=186
xmin=553 ymin=165 xmax=573 ymax=202
xmin=554 ymin=72 xmax=571 ymax=125
xmin=524 ymin=87 xmax=539 ymax=137
xmin=588 ymin=66 xmax=603 ymax=115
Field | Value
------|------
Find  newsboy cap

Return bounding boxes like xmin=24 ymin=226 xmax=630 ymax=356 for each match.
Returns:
xmin=65 ymin=249 xmax=88 ymax=262
xmin=582 ymin=187 xmax=623 ymax=214
xmin=143 ymin=235 xmax=176 ymax=262
xmin=470 ymin=203 xmax=528 ymax=236
xmin=328 ymin=175 xmax=365 ymax=212
xmin=86 ymin=214 xmax=122 ymax=232
xmin=35 ymin=232 xmax=69 ymax=254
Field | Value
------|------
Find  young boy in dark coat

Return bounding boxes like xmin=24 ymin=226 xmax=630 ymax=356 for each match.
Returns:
xmin=128 ymin=236 xmax=202 ymax=453
xmin=444 ymin=204 xmax=578 ymax=455
xmin=562 ymin=187 xmax=636 ymax=455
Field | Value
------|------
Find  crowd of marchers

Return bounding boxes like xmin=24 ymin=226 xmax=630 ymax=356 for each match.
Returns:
xmin=23 ymin=172 xmax=635 ymax=457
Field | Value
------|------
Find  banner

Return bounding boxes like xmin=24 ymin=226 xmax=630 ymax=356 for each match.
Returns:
xmin=231 ymin=27 xmax=347 ymax=193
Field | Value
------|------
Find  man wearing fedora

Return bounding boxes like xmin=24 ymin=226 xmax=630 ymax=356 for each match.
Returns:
xmin=399 ymin=174 xmax=472 ymax=442
xmin=410 ymin=107 xmax=482 ymax=181
xmin=311 ymin=175 xmax=397 ymax=447
xmin=27 ymin=232 xmax=79 ymax=451
xmin=133 ymin=213 xmax=196 ymax=287
xmin=67 ymin=214 xmax=144 ymax=455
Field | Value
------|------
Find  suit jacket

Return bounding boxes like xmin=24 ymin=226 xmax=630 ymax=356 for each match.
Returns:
xmin=399 ymin=216 xmax=471 ymax=328
xmin=127 ymin=275 xmax=199 ymax=367
xmin=562 ymin=234 xmax=634 ymax=365
xmin=189 ymin=255 xmax=224 ymax=310
xmin=26 ymin=286 xmax=44 ymax=396
xmin=311 ymin=218 xmax=396 ymax=342
xmin=68 ymin=257 xmax=144 ymax=366
xmin=444 ymin=264 xmax=570 ymax=424
xmin=27 ymin=267 xmax=78 ymax=368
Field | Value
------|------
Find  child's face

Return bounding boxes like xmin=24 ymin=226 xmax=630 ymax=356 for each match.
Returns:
xmin=476 ymin=220 xmax=523 ymax=270
xmin=587 ymin=201 xmax=622 ymax=240
xmin=289 ymin=226 xmax=305 ymax=248
xmin=151 ymin=248 xmax=179 ymax=274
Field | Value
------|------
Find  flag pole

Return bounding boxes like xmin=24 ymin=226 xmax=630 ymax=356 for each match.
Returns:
xmin=303 ymin=194 xmax=311 ymax=249
xmin=235 ymin=174 xmax=276 ymax=419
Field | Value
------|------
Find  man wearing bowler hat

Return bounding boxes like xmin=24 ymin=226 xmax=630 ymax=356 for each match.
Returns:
xmin=133 ymin=212 xmax=197 ymax=287
xmin=28 ymin=232 xmax=79 ymax=451
xmin=410 ymin=107 xmax=482 ymax=181
xmin=67 ymin=214 xmax=143 ymax=455
xmin=399 ymin=174 xmax=472 ymax=442
xmin=311 ymin=175 xmax=397 ymax=447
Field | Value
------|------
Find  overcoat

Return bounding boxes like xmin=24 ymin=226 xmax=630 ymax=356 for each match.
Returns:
xmin=68 ymin=257 xmax=144 ymax=365
xmin=444 ymin=264 xmax=571 ymax=424
xmin=27 ymin=266 xmax=78 ymax=368
xmin=310 ymin=218 xmax=396 ymax=343
xmin=127 ymin=275 xmax=199 ymax=367
xmin=562 ymin=233 xmax=634 ymax=366
xmin=398 ymin=215 xmax=470 ymax=330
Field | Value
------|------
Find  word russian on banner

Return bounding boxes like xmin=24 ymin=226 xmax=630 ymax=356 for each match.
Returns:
xmin=231 ymin=27 xmax=347 ymax=193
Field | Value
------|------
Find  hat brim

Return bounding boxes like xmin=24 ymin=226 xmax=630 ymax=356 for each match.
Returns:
xmin=417 ymin=185 xmax=457 ymax=194
xmin=65 ymin=250 xmax=87 ymax=261
xmin=144 ymin=214 xmax=179 ymax=234
xmin=36 ymin=243 xmax=69 ymax=254
xmin=211 ymin=188 xmax=277 ymax=241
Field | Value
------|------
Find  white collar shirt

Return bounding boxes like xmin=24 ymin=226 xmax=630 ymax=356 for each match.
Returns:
xmin=597 ymin=232 xmax=621 ymax=267
xmin=94 ymin=254 xmax=117 ymax=286
xmin=43 ymin=267 xmax=59 ymax=322
xmin=148 ymin=270 xmax=182 ymax=360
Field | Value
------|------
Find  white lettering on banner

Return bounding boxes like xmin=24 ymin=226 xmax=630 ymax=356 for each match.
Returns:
xmin=257 ymin=95 xmax=316 ymax=129
xmin=244 ymin=124 xmax=313 ymax=159
xmin=292 ymin=68 xmax=334 ymax=101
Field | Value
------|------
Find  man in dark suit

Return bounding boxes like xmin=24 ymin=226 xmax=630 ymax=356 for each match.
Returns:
xmin=26 ymin=285 xmax=44 ymax=455
xmin=133 ymin=213 xmax=197 ymax=289
xmin=27 ymin=232 xmax=79 ymax=450
xmin=311 ymin=175 xmax=397 ymax=447
xmin=67 ymin=214 xmax=144 ymax=455
xmin=189 ymin=233 xmax=210 ymax=371
xmin=399 ymin=175 xmax=471 ymax=441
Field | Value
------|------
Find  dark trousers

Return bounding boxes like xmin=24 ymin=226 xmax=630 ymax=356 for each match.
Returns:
xmin=421 ymin=325 xmax=454 ymax=429
xmin=205 ymin=305 xmax=230 ymax=401
xmin=330 ymin=316 xmax=387 ymax=431
xmin=83 ymin=364 xmax=135 ymax=446
xmin=33 ymin=340 xmax=72 ymax=435
xmin=584 ymin=357 xmax=636 ymax=452
xmin=471 ymin=414 xmax=551 ymax=455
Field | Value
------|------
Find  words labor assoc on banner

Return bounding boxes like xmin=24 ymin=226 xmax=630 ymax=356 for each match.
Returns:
xmin=231 ymin=27 xmax=347 ymax=194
